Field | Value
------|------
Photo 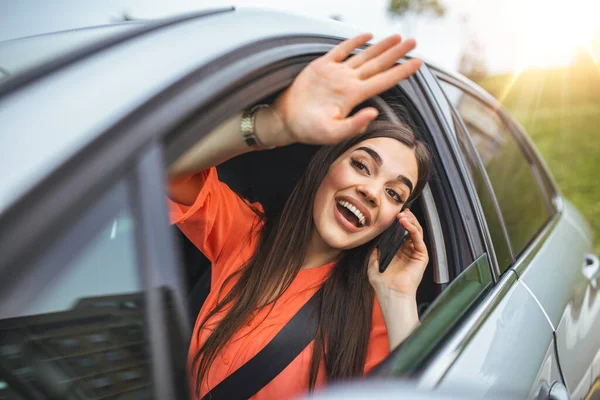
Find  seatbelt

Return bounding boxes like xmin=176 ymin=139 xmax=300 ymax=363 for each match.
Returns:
xmin=201 ymin=287 xmax=323 ymax=400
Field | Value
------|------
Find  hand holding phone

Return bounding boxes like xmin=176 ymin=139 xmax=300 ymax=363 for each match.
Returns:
xmin=377 ymin=218 xmax=409 ymax=273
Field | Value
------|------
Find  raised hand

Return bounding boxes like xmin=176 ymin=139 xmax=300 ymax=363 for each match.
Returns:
xmin=269 ymin=33 xmax=422 ymax=147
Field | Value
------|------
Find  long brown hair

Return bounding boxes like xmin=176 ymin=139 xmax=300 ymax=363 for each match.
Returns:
xmin=191 ymin=120 xmax=432 ymax=395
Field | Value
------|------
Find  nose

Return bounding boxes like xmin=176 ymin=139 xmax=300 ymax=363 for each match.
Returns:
xmin=356 ymin=184 xmax=379 ymax=208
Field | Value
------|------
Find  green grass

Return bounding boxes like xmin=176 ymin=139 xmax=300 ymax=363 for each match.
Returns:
xmin=478 ymin=65 xmax=600 ymax=254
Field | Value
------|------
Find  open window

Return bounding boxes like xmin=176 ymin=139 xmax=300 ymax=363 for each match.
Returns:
xmin=164 ymin=65 xmax=476 ymax=342
xmin=155 ymin=41 xmax=487 ymax=387
xmin=170 ymin=97 xmax=456 ymax=323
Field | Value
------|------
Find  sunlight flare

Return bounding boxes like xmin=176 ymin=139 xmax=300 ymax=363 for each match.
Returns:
xmin=510 ymin=0 xmax=599 ymax=69
xmin=497 ymin=67 xmax=524 ymax=106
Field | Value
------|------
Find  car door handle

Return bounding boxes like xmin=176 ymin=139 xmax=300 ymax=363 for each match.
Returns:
xmin=582 ymin=253 xmax=600 ymax=290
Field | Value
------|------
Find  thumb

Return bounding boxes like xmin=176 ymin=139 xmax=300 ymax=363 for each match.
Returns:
xmin=332 ymin=107 xmax=379 ymax=139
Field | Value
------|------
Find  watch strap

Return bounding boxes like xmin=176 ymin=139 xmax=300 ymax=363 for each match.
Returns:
xmin=241 ymin=104 xmax=274 ymax=150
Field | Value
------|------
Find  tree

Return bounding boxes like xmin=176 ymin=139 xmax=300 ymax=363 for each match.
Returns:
xmin=388 ymin=0 xmax=446 ymax=19
xmin=387 ymin=0 xmax=446 ymax=36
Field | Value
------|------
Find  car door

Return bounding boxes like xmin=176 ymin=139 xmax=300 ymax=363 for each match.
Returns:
xmin=412 ymin=69 xmax=567 ymax=398
xmin=502 ymin=116 xmax=600 ymax=400
xmin=434 ymin=71 xmax=600 ymax=400
xmin=0 ymin=147 xmax=189 ymax=399
xmin=500 ymin=103 xmax=600 ymax=399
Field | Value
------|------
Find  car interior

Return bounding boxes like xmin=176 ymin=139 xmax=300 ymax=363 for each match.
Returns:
xmin=173 ymin=89 xmax=454 ymax=329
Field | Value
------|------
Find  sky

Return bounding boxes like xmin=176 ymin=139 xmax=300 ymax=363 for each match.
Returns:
xmin=1 ymin=0 xmax=599 ymax=74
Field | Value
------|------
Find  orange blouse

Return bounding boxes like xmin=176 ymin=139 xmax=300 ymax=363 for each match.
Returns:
xmin=168 ymin=167 xmax=389 ymax=399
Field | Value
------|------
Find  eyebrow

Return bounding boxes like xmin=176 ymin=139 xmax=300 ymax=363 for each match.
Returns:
xmin=355 ymin=146 xmax=415 ymax=195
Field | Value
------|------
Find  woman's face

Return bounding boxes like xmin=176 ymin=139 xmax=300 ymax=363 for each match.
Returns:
xmin=312 ymin=137 xmax=419 ymax=250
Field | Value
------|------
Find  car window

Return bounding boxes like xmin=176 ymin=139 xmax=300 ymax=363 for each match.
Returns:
xmin=439 ymin=81 xmax=551 ymax=262
xmin=0 ymin=180 xmax=155 ymax=399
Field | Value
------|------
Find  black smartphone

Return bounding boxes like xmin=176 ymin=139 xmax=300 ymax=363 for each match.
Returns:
xmin=377 ymin=218 xmax=409 ymax=273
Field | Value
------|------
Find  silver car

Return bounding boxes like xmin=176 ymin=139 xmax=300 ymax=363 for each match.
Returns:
xmin=0 ymin=8 xmax=598 ymax=400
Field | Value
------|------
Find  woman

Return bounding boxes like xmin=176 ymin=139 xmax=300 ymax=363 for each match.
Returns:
xmin=168 ymin=33 xmax=431 ymax=399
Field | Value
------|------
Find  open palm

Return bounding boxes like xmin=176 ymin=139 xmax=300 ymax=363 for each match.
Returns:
xmin=273 ymin=33 xmax=422 ymax=147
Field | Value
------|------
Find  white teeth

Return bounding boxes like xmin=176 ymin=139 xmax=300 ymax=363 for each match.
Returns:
xmin=337 ymin=200 xmax=366 ymax=227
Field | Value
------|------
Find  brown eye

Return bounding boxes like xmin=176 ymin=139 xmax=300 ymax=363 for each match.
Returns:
xmin=351 ymin=158 xmax=370 ymax=175
xmin=386 ymin=188 xmax=404 ymax=203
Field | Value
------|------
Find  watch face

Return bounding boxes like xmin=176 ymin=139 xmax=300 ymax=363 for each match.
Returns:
xmin=245 ymin=137 xmax=259 ymax=148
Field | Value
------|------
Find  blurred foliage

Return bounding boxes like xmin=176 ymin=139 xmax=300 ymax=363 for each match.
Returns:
xmin=478 ymin=63 xmax=600 ymax=254
xmin=388 ymin=0 xmax=446 ymax=18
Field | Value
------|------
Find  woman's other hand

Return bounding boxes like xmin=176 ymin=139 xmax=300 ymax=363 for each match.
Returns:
xmin=263 ymin=33 xmax=422 ymax=148
xmin=368 ymin=209 xmax=428 ymax=298
xmin=367 ymin=209 xmax=428 ymax=349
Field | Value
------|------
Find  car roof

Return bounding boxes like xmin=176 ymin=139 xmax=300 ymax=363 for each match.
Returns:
xmin=0 ymin=7 xmax=471 ymax=215
xmin=0 ymin=21 xmax=151 ymax=80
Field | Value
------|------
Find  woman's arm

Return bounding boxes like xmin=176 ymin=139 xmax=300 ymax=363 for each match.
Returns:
xmin=167 ymin=108 xmax=286 ymax=205
xmin=373 ymin=290 xmax=420 ymax=350
xmin=367 ymin=208 xmax=428 ymax=350
xmin=168 ymin=33 xmax=422 ymax=206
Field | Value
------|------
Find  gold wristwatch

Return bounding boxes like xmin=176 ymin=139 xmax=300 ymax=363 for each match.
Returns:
xmin=240 ymin=104 xmax=275 ymax=150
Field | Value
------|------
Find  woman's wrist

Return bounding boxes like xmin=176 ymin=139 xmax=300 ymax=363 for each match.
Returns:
xmin=374 ymin=289 xmax=420 ymax=350
xmin=254 ymin=106 xmax=293 ymax=149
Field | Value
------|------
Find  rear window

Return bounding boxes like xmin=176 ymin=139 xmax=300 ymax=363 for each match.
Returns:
xmin=440 ymin=81 xmax=551 ymax=259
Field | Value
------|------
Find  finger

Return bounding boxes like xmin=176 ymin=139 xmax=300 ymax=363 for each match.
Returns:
xmin=325 ymin=33 xmax=374 ymax=62
xmin=399 ymin=210 xmax=423 ymax=236
xmin=358 ymin=38 xmax=417 ymax=79
xmin=361 ymin=58 xmax=422 ymax=99
xmin=345 ymin=34 xmax=402 ymax=68
xmin=330 ymin=107 xmax=379 ymax=140
xmin=399 ymin=219 xmax=427 ymax=254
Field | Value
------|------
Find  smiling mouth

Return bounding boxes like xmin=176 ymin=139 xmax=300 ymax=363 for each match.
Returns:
xmin=336 ymin=200 xmax=366 ymax=228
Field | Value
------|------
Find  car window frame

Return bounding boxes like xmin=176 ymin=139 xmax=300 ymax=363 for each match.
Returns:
xmin=142 ymin=37 xmax=482 ymax=376
xmin=373 ymin=84 xmax=472 ymax=286
xmin=416 ymin=66 xmax=498 ymax=278
xmin=394 ymin=66 xmax=481 ymax=277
